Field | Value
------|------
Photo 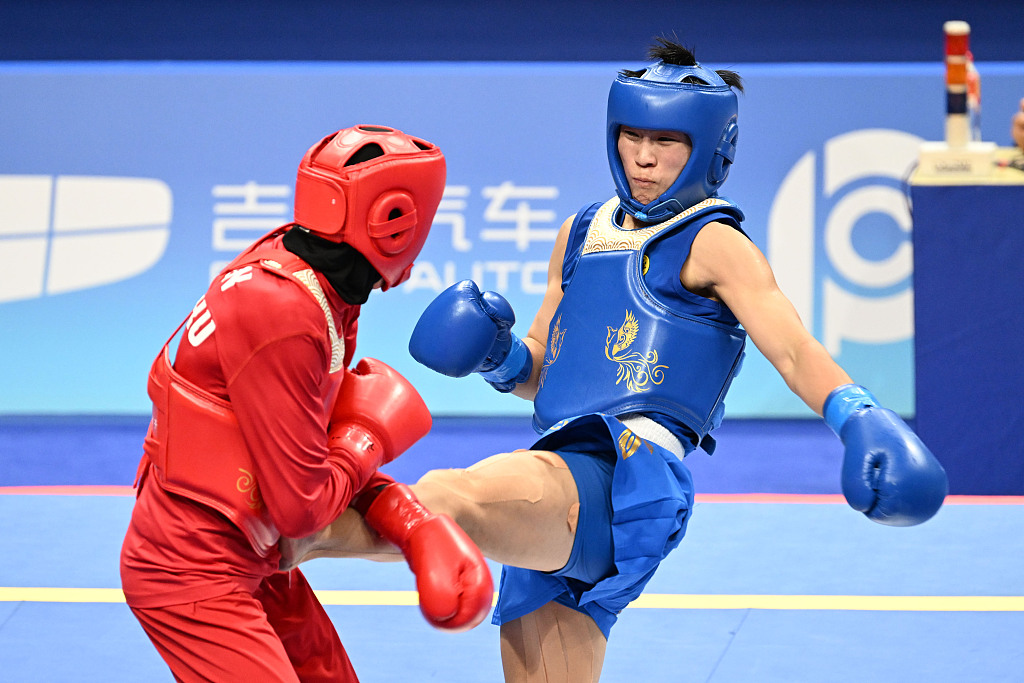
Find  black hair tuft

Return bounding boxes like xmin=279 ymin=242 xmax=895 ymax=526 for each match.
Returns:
xmin=648 ymin=35 xmax=698 ymax=67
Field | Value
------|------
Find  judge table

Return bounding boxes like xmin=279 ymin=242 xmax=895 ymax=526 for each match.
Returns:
xmin=910 ymin=148 xmax=1024 ymax=494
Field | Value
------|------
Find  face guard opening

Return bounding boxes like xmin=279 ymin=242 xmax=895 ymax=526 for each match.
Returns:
xmin=607 ymin=62 xmax=738 ymax=222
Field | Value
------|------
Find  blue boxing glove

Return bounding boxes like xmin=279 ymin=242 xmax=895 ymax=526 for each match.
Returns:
xmin=824 ymin=384 xmax=948 ymax=526
xmin=409 ymin=280 xmax=532 ymax=392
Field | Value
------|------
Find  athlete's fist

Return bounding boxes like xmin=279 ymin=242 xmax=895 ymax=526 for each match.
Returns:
xmin=361 ymin=483 xmax=493 ymax=631
xmin=409 ymin=279 xmax=530 ymax=392
xmin=327 ymin=358 xmax=431 ymax=492
xmin=826 ymin=384 xmax=948 ymax=526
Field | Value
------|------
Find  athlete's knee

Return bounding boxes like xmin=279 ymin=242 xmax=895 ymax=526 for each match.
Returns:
xmin=413 ymin=453 xmax=547 ymax=523
xmin=414 ymin=450 xmax=577 ymax=530
xmin=412 ymin=468 xmax=474 ymax=520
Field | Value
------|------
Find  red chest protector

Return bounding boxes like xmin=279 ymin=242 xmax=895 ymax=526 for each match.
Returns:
xmin=138 ymin=239 xmax=345 ymax=557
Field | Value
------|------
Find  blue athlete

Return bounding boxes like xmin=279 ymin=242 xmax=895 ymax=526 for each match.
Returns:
xmin=287 ymin=37 xmax=948 ymax=683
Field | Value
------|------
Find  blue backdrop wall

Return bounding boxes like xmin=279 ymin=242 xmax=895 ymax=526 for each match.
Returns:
xmin=1 ymin=2 xmax=1022 ymax=418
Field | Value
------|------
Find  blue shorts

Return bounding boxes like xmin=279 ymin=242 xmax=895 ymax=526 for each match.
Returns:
xmin=491 ymin=413 xmax=695 ymax=638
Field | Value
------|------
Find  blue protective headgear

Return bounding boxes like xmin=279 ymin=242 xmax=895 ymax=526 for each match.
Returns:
xmin=608 ymin=60 xmax=739 ymax=222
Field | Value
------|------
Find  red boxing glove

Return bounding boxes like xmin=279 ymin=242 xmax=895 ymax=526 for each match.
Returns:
xmin=360 ymin=483 xmax=493 ymax=632
xmin=328 ymin=358 xmax=431 ymax=494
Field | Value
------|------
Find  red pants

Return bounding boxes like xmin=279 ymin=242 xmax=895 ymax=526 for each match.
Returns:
xmin=130 ymin=570 xmax=357 ymax=683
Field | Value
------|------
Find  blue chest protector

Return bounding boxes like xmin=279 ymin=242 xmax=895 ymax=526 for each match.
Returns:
xmin=532 ymin=196 xmax=747 ymax=451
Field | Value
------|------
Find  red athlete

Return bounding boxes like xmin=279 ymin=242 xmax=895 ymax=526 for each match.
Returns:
xmin=120 ymin=125 xmax=493 ymax=683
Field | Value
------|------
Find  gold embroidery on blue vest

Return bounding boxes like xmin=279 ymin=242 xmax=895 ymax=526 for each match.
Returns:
xmin=605 ymin=310 xmax=668 ymax=393
xmin=617 ymin=427 xmax=653 ymax=459
xmin=540 ymin=314 xmax=566 ymax=389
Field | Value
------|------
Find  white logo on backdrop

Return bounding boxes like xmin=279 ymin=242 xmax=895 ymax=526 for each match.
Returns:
xmin=766 ymin=129 xmax=922 ymax=356
xmin=0 ymin=175 xmax=172 ymax=303
xmin=406 ymin=183 xmax=559 ymax=296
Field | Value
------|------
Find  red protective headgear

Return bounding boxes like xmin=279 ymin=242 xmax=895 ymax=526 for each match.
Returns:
xmin=293 ymin=125 xmax=446 ymax=289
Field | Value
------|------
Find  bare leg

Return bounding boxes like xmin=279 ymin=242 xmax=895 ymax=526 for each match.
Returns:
xmin=283 ymin=448 xmax=580 ymax=573
xmin=411 ymin=449 xmax=580 ymax=571
xmin=500 ymin=601 xmax=607 ymax=683
xmin=283 ymin=449 xmax=597 ymax=680
xmin=279 ymin=507 xmax=401 ymax=571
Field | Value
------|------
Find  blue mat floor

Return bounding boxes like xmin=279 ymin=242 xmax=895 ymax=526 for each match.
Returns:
xmin=2 ymin=418 xmax=1022 ymax=681
xmin=1 ymin=493 xmax=1022 ymax=682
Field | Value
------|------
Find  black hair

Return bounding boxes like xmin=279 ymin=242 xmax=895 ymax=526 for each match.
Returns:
xmin=620 ymin=36 xmax=744 ymax=93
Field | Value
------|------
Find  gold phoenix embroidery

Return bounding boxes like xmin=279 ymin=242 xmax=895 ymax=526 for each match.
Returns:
xmin=540 ymin=314 xmax=566 ymax=388
xmin=605 ymin=310 xmax=668 ymax=393
xmin=236 ymin=468 xmax=264 ymax=510
xmin=617 ymin=428 xmax=653 ymax=460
